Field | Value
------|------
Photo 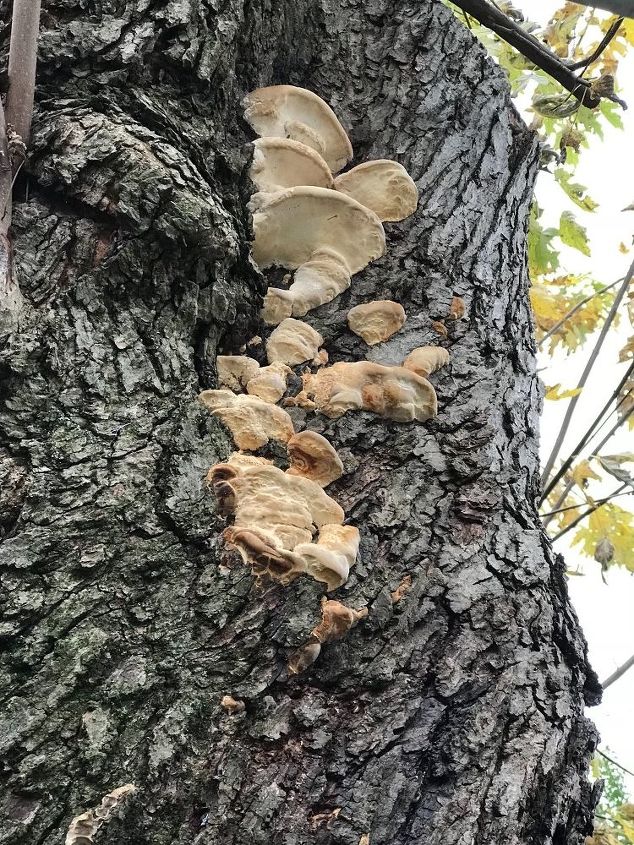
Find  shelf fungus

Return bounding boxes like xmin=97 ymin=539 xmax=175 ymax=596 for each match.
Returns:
xmin=288 ymin=598 xmax=368 ymax=674
xmin=243 ymin=85 xmax=353 ymax=173
xmin=220 ymin=695 xmax=246 ymax=715
xmin=334 ymin=159 xmax=418 ymax=222
xmin=216 ymin=355 xmax=261 ymax=392
xmin=402 ymin=346 xmax=450 ymax=378
xmin=294 ymin=361 xmax=438 ymax=422
xmin=286 ymin=430 xmax=343 ymax=487
xmin=266 ymin=318 xmax=324 ymax=366
xmin=347 ymin=300 xmax=406 ymax=345
xmin=249 ymin=138 xmax=334 ymax=193
xmin=208 ymin=457 xmax=358 ymax=590
xmin=250 ymin=187 xmax=385 ymax=325
xmin=65 ymin=784 xmax=136 ymax=845
xmin=199 ymin=389 xmax=294 ymax=450
xmin=246 ymin=362 xmax=292 ymax=403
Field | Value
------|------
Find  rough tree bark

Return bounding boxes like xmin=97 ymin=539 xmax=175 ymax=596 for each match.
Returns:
xmin=0 ymin=1 xmax=603 ymax=843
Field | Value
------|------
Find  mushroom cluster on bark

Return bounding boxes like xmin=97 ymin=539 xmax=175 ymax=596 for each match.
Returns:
xmin=200 ymin=84 xmax=453 ymax=674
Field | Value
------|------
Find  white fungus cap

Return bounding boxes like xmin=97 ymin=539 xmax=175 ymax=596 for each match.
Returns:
xmin=249 ymin=138 xmax=334 ymax=193
xmin=334 ymin=159 xmax=418 ymax=222
xmin=249 ymin=186 xmax=385 ymax=275
xmin=243 ymin=85 xmax=353 ymax=173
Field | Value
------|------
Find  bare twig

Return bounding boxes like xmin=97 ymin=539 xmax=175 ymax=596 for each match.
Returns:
xmin=541 ymin=361 xmax=634 ymax=504
xmin=540 ymin=258 xmax=634 ymax=495
xmin=537 ymin=277 xmax=622 ymax=348
xmin=568 ymin=16 xmax=624 ymax=71
xmin=5 ymin=0 xmax=43 ymax=144
xmin=551 ymin=482 xmax=629 ymax=542
xmin=450 ymin=0 xmax=602 ymax=107
xmin=597 ymin=748 xmax=634 ymax=779
xmin=602 ymin=652 xmax=634 ymax=690
xmin=540 ymin=487 xmax=632 ymax=517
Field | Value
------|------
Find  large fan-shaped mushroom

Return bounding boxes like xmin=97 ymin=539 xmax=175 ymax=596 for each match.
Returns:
xmin=243 ymin=85 xmax=353 ymax=173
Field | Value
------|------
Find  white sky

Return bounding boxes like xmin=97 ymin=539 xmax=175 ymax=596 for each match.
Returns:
xmin=513 ymin=2 xmax=634 ymax=791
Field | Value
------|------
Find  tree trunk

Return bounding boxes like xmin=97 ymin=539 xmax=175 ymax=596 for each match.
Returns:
xmin=0 ymin=1 xmax=603 ymax=843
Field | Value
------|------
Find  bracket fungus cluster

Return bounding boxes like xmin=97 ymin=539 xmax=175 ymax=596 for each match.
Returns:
xmin=199 ymin=85 xmax=452 ymax=675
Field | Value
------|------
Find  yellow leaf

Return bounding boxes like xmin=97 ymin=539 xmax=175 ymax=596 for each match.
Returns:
xmin=572 ymin=459 xmax=601 ymax=488
xmin=545 ymin=384 xmax=583 ymax=400
xmin=619 ymin=242 xmax=630 ymax=253
xmin=572 ymin=504 xmax=634 ymax=570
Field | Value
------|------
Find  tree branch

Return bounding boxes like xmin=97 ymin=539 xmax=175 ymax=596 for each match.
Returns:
xmin=540 ymin=258 xmax=634 ymax=495
xmin=537 ymin=278 xmax=622 ymax=349
xmin=541 ymin=360 xmax=634 ymax=504
xmin=551 ymin=482 xmax=629 ymax=542
xmin=450 ymin=0 xmax=602 ymax=108
xmin=5 ymin=0 xmax=42 ymax=144
xmin=568 ymin=16 xmax=625 ymax=71
xmin=602 ymin=652 xmax=634 ymax=690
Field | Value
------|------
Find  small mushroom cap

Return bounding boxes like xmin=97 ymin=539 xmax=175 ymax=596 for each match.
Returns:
xmin=199 ymin=389 xmax=294 ymax=449
xmin=220 ymin=695 xmax=245 ymax=714
xmin=250 ymin=138 xmax=334 ymax=193
xmin=311 ymin=598 xmax=368 ymax=643
xmin=347 ymin=300 xmax=406 ymax=345
xmin=246 ymin=362 xmax=292 ymax=403
xmin=300 ymin=361 xmax=438 ymax=422
xmin=266 ymin=318 xmax=324 ymax=366
xmin=249 ymin=187 xmax=385 ymax=275
xmin=334 ymin=159 xmax=418 ymax=222
xmin=288 ymin=641 xmax=322 ymax=674
xmin=262 ymin=248 xmax=351 ymax=326
xmin=216 ymin=355 xmax=260 ymax=391
xmin=402 ymin=346 xmax=450 ymax=378
xmin=243 ymin=85 xmax=353 ymax=172
xmin=286 ymin=430 xmax=343 ymax=487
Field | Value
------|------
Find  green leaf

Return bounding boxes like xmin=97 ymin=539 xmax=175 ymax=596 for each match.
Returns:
xmin=555 ymin=169 xmax=599 ymax=213
xmin=528 ymin=202 xmax=560 ymax=277
xmin=559 ymin=211 xmax=591 ymax=256
xmin=600 ymin=99 xmax=624 ymax=130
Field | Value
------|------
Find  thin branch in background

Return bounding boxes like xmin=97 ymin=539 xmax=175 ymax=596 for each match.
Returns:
xmin=602 ymin=652 xmax=634 ymax=690
xmin=450 ymin=0 xmax=603 ymax=108
xmin=537 ymin=277 xmax=622 ymax=349
xmin=5 ymin=0 xmax=43 ymax=144
xmin=551 ymin=482 xmax=629 ymax=542
xmin=568 ymin=16 xmax=625 ymax=71
xmin=540 ymin=258 xmax=634 ymax=496
xmin=541 ymin=361 xmax=634 ymax=506
xmin=540 ymin=488 xmax=633 ymax=517
xmin=597 ymin=748 xmax=634 ymax=778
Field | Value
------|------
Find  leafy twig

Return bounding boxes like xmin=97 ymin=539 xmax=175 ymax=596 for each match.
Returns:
xmin=537 ymin=277 xmax=622 ymax=349
xmin=551 ymin=482 xmax=629 ymax=542
xmin=597 ymin=748 xmax=634 ymax=779
xmin=540 ymin=258 xmax=634 ymax=495
xmin=450 ymin=0 xmax=603 ymax=108
xmin=568 ymin=16 xmax=625 ymax=71
xmin=540 ymin=487 xmax=633 ymax=517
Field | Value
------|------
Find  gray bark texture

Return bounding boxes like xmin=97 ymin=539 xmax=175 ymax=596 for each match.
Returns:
xmin=0 ymin=0 xmax=603 ymax=843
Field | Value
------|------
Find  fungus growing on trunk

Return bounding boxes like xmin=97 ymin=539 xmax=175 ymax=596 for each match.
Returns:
xmin=286 ymin=430 xmax=343 ymax=487
xmin=250 ymin=187 xmax=385 ymax=325
xmin=249 ymin=138 xmax=334 ymax=193
xmin=220 ymin=695 xmax=246 ymax=715
xmin=295 ymin=361 xmax=438 ymax=421
xmin=208 ymin=457 xmax=359 ymax=590
xmin=262 ymin=248 xmax=351 ymax=325
xmin=402 ymin=346 xmax=450 ymax=378
xmin=311 ymin=597 xmax=368 ymax=643
xmin=334 ymin=159 xmax=418 ymax=221
xmin=266 ymin=318 xmax=324 ymax=366
xmin=347 ymin=300 xmax=406 ymax=345
xmin=288 ymin=598 xmax=368 ymax=674
xmin=216 ymin=355 xmax=261 ymax=391
xmin=243 ymin=85 xmax=353 ymax=172
xmin=246 ymin=362 xmax=292 ymax=403
xmin=65 ymin=785 xmax=136 ymax=845
xmin=198 ymin=389 xmax=294 ymax=449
